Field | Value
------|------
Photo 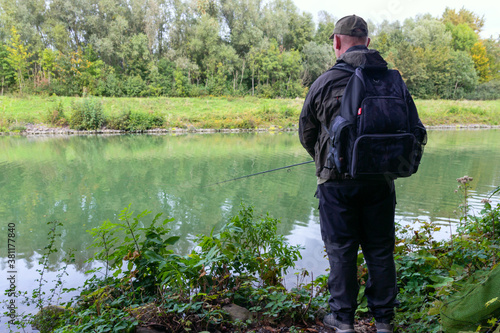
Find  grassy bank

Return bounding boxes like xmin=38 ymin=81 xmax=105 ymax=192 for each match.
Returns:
xmin=0 ymin=95 xmax=499 ymax=133
xmin=5 ymin=180 xmax=500 ymax=333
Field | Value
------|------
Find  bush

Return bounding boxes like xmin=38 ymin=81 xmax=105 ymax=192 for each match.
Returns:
xmin=22 ymin=205 xmax=319 ymax=333
xmin=107 ymin=109 xmax=164 ymax=131
xmin=465 ymin=80 xmax=500 ymax=100
xmin=48 ymin=78 xmax=81 ymax=97
xmin=124 ymin=75 xmax=147 ymax=97
xmin=69 ymin=98 xmax=106 ymax=130
xmin=188 ymin=85 xmax=209 ymax=97
xmin=44 ymin=100 xmax=68 ymax=126
xmin=96 ymin=73 xmax=123 ymax=97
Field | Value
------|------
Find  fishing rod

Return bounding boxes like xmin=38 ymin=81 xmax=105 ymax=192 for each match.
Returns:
xmin=202 ymin=160 xmax=314 ymax=187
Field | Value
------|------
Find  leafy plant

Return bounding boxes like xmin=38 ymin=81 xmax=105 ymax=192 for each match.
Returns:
xmin=69 ymin=98 xmax=105 ymax=130
xmin=2 ymin=221 xmax=75 ymax=333
xmin=18 ymin=186 xmax=500 ymax=332
xmin=456 ymin=175 xmax=474 ymax=223
xmin=393 ymin=178 xmax=500 ymax=332
xmin=197 ymin=205 xmax=303 ymax=288
xmin=44 ymin=99 xmax=67 ymax=126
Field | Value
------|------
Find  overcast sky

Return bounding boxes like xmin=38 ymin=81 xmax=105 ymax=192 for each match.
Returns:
xmin=291 ymin=0 xmax=499 ymax=39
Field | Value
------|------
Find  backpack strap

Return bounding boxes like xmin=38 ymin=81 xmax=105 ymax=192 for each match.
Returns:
xmin=330 ymin=62 xmax=356 ymax=74
xmin=322 ymin=62 xmax=356 ymax=134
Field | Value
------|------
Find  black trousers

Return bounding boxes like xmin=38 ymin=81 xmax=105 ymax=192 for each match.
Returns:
xmin=317 ymin=179 xmax=398 ymax=324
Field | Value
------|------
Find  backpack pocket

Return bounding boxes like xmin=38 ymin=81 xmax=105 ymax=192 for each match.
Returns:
xmin=351 ymin=133 xmax=418 ymax=178
xmin=328 ymin=116 xmax=354 ymax=174
xmin=358 ymin=96 xmax=409 ymax=135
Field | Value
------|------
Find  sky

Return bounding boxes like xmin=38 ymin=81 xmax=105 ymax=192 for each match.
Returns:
xmin=291 ymin=0 xmax=499 ymax=39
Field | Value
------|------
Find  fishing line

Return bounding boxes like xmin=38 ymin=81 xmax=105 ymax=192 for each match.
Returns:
xmin=202 ymin=160 xmax=314 ymax=187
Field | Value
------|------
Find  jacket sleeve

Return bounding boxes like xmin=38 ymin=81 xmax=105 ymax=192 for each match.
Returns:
xmin=299 ymin=90 xmax=320 ymax=158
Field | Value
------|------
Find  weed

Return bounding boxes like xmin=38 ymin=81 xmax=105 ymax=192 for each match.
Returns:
xmin=2 ymin=221 xmax=75 ymax=333
xmin=107 ymin=109 xmax=164 ymax=131
xmin=394 ymin=179 xmax=500 ymax=332
xmin=8 ymin=123 xmax=26 ymax=132
xmin=45 ymin=100 xmax=67 ymax=126
xmin=69 ymin=98 xmax=105 ymax=130
xmin=456 ymin=175 xmax=474 ymax=223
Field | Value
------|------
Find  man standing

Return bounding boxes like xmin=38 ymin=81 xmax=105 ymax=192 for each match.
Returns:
xmin=299 ymin=15 xmax=407 ymax=333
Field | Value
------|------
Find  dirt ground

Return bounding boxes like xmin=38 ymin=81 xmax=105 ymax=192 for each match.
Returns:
xmin=252 ymin=318 xmax=378 ymax=333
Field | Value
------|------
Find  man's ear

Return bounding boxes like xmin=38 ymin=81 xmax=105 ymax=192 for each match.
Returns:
xmin=334 ymin=35 xmax=341 ymax=50
xmin=366 ymin=37 xmax=371 ymax=48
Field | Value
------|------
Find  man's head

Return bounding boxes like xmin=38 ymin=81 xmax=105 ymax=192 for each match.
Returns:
xmin=329 ymin=15 xmax=370 ymax=58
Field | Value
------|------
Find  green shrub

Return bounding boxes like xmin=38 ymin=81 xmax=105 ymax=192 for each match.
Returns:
xmin=124 ymin=75 xmax=147 ymax=97
xmin=69 ymin=98 xmax=105 ymax=130
xmin=465 ymin=80 xmax=500 ymax=100
xmin=44 ymin=100 xmax=67 ymax=126
xmin=107 ymin=109 xmax=164 ymax=131
xmin=8 ymin=123 xmax=27 ymax=132
xmin=96 ymin=73 xmax=123 ymax=97
xmin=27 ymin=204 xmax=318 ymax=332
xmin=256 ymin=84 xmax=277 ymax=99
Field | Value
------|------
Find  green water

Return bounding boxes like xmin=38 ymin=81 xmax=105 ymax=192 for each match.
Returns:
xmin=0 ymin=130 xmax=499 ymax=316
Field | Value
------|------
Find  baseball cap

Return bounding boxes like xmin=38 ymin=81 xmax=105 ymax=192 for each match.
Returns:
xmin=329 ymin=15 xmax=368 ymax=39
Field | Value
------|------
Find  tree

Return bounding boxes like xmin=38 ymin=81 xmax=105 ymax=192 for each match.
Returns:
xmin=0 ymin=0 xmax=47 ymax=51
xmin=0 ymin=0 xmax=496 ymax=99
xmin=314 ymin=11 xmax=335 ymax=45
xmin=0 ymin=43 xmax=15 ymax=94
xmin=471 ymin=41 xmax=492 ymax=83
xmin=278 ymin=48 xmax=303 ymax=97
xmin=370 ymin=20 xmax=404 ymax=62
xmin=219 ymin=0 xmax=263 ymax=56
xmin=260 ymin=0 xmax=297 ymax=46
xmin=446 ymin=22 xmax=478 ymax=52
xmin=483 ymin=37 xmax=500 ymax=80
xmin=301 ymin=41 xmax=334 ymax=86
xmin=442 ymin=7 xmax=484 ymax=34
xmin=188 ymin=14 xmax=221 ymax=81
xmin=6 ymin=26 xmax=32 ymax=92
xmin=120 ymin=33 xmax=152 ymax=79
xmin=404 ymin=16 xmax=451 ymax=49
xmin=39 ymin=48 xmax=57 ymax=84
xmin=447 ymin=50 xmax=478 ymax=98
xmin=43 ymin=0 xmax=91 ymax=50
xmin=282 ymin=11 xmax=314 ymax=51
xmin=391 ymin=42 xmax=430 ymax=98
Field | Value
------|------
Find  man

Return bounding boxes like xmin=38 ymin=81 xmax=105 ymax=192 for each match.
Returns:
xmin=299 ymin=15 xmax=403 ymax=333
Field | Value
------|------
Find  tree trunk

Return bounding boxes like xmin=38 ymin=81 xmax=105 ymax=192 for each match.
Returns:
xmin=252 ymin=68 xmax=255 ymax=96
xmin=233 ymin=71 xmax=237 ymax=92
xmin=18 ymin=69 xmax=22 ymax=93
xmin=240 ymin=60 xmax=246 ymax=89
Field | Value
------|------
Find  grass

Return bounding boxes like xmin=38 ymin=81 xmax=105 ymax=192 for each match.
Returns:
xmin=416 ymin=99 xmax=500 ymax=126
xmin=0 ymin=95 xmax=499 ymax=132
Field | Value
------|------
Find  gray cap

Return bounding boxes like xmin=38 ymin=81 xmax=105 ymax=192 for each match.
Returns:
xmin=329 ymin=15 xmax=368 ymax=39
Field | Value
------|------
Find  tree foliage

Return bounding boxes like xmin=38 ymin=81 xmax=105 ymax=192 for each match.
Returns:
xmin=0 ymin=2 xmax=498 ymax=99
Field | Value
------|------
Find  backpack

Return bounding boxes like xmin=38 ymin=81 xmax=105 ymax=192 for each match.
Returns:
xmin=326 ymin=63 xmax=427 ymax=179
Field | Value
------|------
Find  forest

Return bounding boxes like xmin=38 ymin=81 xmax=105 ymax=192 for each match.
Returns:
xmin=0 ymin=0 xmax=499 ymax=100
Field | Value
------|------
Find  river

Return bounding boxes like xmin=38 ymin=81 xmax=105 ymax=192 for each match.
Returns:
xmin=1 ymin=129 xmax=499 ymax=330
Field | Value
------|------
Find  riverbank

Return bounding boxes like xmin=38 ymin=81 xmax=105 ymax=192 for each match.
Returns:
xmin=0 ymin=96 xmax=499 ymax=134
xmin=15 ymin=186 xmax=500 ymax=333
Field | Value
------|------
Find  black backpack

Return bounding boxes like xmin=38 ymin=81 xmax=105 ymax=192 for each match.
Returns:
xmin=326 ymin=63 xmax=427 ymax=179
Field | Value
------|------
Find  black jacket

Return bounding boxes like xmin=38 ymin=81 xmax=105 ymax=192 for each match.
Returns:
xmin=299 ymin=45 xmax=389 ymax=180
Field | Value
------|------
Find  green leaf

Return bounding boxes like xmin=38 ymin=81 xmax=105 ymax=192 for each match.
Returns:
xmin=164 ymin=236 xmax=180 ymax=245
xmin=143 ymin=250 xmax=165 ymax=262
